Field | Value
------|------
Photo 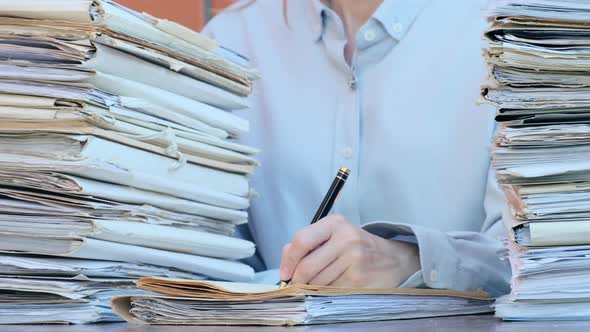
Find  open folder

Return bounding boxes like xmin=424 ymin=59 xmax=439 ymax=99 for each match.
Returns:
xmin=112 ymin=278 xmax=493 ymax=326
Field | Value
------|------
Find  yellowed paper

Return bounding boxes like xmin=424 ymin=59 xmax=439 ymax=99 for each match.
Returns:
xmin=136 ymin=277 xmax=491 ymax=301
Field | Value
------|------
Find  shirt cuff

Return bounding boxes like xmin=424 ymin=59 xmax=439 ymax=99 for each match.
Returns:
xmin=361 ymin=221 xmax=461 ymax=290
xmin=361 ymin=220 xmax=510 ymax=296
xmin=399 ymin=270 xmax=426 ymax=288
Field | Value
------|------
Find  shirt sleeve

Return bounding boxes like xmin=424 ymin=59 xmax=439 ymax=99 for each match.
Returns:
xmin=362 ymin=167 xmax=511 ymax=297
xmin=234 ymin=222 xmax=267 ymax=272
xmin=201 ymin=20 xmax=215 ymax=38
xmin=201 ymin=7 xmax=244 ymax=53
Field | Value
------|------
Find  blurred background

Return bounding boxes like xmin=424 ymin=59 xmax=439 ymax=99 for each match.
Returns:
xmin=117 ymin=0 xmax=237 ymax=31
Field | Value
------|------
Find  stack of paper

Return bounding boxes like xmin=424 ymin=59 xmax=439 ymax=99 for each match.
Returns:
xmin=482 ymin=0 xmax=590 ymax=321
xmin=111 ymin=278 xmax=494 ymax=326
xmin=0 ymin=0 xmax=259 ymax=324
xmin=0 ymin=276 xmax=148 ymax=324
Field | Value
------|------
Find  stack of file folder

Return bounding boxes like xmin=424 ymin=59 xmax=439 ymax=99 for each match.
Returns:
xmin=482 ymin=0 xmax=590 ymax=321
xmin=111 ymin=277 xmax=494 ymax=325
xmin=0 ymin=0 xmax=259 ymax=324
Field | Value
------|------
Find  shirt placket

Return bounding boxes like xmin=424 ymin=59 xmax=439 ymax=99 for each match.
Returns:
xmin=332 ymin=67 xmax=362 ymax=226
xmin=321 ymin=12 xmax=379 ymax=226
xmin=326 ymin=44 xmax=362 ymax=226
xmin=339 ymin=25 xmax=394 ymax=226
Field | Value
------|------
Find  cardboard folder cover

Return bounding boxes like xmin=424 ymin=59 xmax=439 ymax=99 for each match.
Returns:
xmin=112 ymin=278 xmax=493 ymax=326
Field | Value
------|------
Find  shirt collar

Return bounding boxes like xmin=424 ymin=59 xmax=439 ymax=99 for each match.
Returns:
xmin=305 ymin=0 xmax=327 ymax=42
xmin=373 ymin=0 xmax=431 ymax=41
xmin=305 ymin=0 xmax=431 ymax=43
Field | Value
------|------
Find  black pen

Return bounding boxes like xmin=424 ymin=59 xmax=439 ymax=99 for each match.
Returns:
xmin=279 ymin=166 xmax=351 ymax=288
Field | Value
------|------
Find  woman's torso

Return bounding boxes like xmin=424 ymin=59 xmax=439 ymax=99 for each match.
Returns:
xmin=205 ymin=0 xmax=495 ymax=268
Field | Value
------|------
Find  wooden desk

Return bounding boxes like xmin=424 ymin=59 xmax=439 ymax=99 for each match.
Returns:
xmin=2 ymin=315 xmax=589 ymax=332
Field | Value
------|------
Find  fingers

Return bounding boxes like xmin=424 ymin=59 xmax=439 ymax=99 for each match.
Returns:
xmin=308 ymin=255 xmax=349 ymax=286
xmin=280 ymin=217 xmax=337 ymax=281
xmin=290 ymin=240 xmax=342 ymax=285
xmin=281 ymin=242 xmax=292 ymax=268
xmin=330 ymin=265 xmax=368 ymax=288
xmin=281 ymin=216 xmax=419 ymax=289
xmin=327 ymin=247 xmax=369 ymax=288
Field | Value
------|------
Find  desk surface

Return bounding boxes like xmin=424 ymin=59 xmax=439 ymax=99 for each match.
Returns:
xmin=2 ymin=315 xmax=590 ymax=332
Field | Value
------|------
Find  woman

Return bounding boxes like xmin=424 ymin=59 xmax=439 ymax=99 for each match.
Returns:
xmin=204 ymin=0 xmax=510 ymax=296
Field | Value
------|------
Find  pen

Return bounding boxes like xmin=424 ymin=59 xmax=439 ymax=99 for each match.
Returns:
xmin=279 ymin=166 xmax=351 ymax=289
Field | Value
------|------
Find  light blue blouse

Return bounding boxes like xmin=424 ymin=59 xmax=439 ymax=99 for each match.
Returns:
xmin=204 ymin=0 xmax=511 ymax=296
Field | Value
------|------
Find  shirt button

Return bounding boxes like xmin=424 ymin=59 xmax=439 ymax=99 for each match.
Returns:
xmin=363 ymin=29 xmax=376 ymax=42
xmin=348 ymin=74 xmax=358 ymax=90
xmin=392 ymin=22 xmax=404 ymax=34
xmin=430 ymin=270 xmax=439 ymax=283
xmin=343 ymin=147 xmax=353 ymax=159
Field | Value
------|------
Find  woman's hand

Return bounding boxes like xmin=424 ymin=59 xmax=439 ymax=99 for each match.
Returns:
xmin=279 ymin=215 xmax=421 ymax=288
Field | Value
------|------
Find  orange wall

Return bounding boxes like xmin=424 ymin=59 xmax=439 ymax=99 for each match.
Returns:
xmin=211 ymin=0 xmax=239 ymax=15
xmin=116 ymin=0 xmax=237 ymax=31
